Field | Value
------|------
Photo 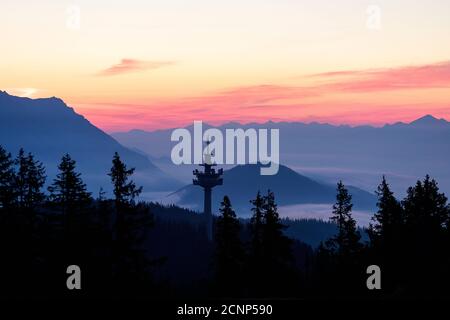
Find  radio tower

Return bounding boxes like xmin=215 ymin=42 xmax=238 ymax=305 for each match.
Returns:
xmin=193 ymin=140 xmax=223 ymax=240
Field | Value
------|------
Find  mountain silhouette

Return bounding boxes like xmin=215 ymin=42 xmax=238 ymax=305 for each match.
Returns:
xmin=0 ymin=91 xmax=181 ymax=193
xmin=170 ymin=163 xmax=376 ymax=216
xmin=408 ymin=114 xmax=449 ymax=127
xmin=113 ymin=115 xmax=450 ymax=197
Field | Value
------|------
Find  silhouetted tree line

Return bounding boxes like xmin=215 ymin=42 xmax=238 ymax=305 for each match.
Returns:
xmin=313 ymin=177 xmax=450 ymax=298
xmin=0 ymin=146 xmax=153 ymax=298
xmin=1 ymin=144 xmax=450 ymax=299
xmin=366 ymin=175 xmax=450 ymax=297
xmin=212 ymin=191 xmax=304 ymax=298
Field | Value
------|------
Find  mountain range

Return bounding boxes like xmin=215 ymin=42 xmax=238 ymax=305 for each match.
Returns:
xmin=112 ymin=115 xmax=450 ymax=198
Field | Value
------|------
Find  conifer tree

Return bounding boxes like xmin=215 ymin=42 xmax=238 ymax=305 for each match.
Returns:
xmin=319 ymin=181 xmax=364 ymax=293
xmin=369 ymin=176 xmax=403 ymax=245
xmin=247 ymin=191 xmax=266 ymax=294
xmin=248 ymin=190 xmax=294 ymax=296
xmin=47 ymin=154 xmax=92 ymax=284
xmin=108 ymin=152 xmax=151 ymax=294
xmin=214 ymin=196 xmax=245 ymax=296
xmin=368 ymin=176 xmax=404 ymax=291
xmin=401 ymin=175 xmax=450 ymax=291
xmin=249 ymin=191 xmax=265 ymax=259
xmin=15 ymin=148 xmax=46 ymax=210
xmin=0 ymin=146 xmax=15 ymax=209
xmin=48 ymin=153 xmax=91 ymax=213
xmin=2 ymin=149 xmax=45 ymax=295
xmin=325 ymin=181 xmax=362 ymax=257
xmin=108 ymin=152 xmax=142 ymax=207
xmin=0 ymin=146 xmax=18 ymax=295
xmin=262 ymin=190 xmax=292 ymax=266
xmin=403 ymin=175 xmax=449 ymax=230
xmin=262 ymin=190 xmax=294 ymax=295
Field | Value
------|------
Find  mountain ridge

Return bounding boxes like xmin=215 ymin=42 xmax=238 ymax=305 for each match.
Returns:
xmin=113 ymin=114 xmax=450 ymax=135
xmin=112 ymin=113 xmax=450 ymax=198
xmin=0 ymin=91 xmax=181 ymax=194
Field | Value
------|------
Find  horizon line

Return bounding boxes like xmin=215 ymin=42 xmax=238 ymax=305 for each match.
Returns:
xmin=110 ymin=114 xmax=449 ymax=134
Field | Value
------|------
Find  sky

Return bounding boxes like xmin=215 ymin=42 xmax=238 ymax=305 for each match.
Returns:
xmin=1 ymin=0 xmax=450 ymax=132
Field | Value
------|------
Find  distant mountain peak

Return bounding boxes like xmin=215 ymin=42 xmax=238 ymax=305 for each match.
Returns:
xmin=0 ymin=90 xmax=14 ymax=98
xmin=0 ymin=91 xmax=182 ymax=192
xmin=410 ymin=114 xmax=448 ymax=126
xmin=412 ymin=114 xmax=438 ymax=123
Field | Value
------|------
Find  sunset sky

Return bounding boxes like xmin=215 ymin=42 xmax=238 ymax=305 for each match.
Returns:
xmin=1 ymin=0 xmax=450 ymax=132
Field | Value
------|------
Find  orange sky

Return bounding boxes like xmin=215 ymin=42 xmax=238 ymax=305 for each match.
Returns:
xmin=1 ymin=0 xmax=450 ymax=132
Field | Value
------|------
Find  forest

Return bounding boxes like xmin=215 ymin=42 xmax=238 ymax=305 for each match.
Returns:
xmin=0 ymin=144 xmax=449 ymax=299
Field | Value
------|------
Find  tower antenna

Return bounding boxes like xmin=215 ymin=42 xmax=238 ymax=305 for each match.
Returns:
xmin=193 ymin=139 xmax=223 ymax=240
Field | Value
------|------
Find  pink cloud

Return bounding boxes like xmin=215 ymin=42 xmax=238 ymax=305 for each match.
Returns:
xmin=178 ymin=85 xmax=319 ymax=109
xmin=179 ymin=61 xmax=450 ymax=112
xmin=97 ymin=59 xmax=175 ymax=76
xmin=308 ymin=70 xmax=362 ymax=78
xmin=315 ymin=61 xmax=450 ymax=92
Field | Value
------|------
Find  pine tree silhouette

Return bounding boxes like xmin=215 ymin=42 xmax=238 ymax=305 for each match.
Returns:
xmin=109 ymin=152 xmax=142 ymax=207
xmin=248 ymin=190 xmax=294 ymax=297
xmin=14 ymin=148 xmax=46 ymax=210
xmin=48 ymin=153 xmax=92 ymax=213
xmin=401 ymin=175 xmax=450 ymax=294
xmin=368 ymin=176 xmax=404 ymax=292
xmin=326 ymin=181 xmax=362 ymax=256
xmin=47 ymin=154 xmax=92 ymax=295
xmin=213 ymin=195 xmax=245 ymax=297
xmin=319 ymin=181 xmax=364 ymax=294
xmin=0 ymin=148 xmax=46 ymax=297
xmin=261 ymin=190 xmax=294 ymax=296
xmin=403 ymin=175 xmax=449 ymax=229
xmin=262 ymin=190 xmax=292 ymax=268
xmin=0 ymin=145 xmax=15 ymax=209
xmin=249 ymin=191 xmax=265 ymax=260
xmin=247 ymin=191 xmax=265 ymax=295
xmin=108 ymin=152 xmax=152 ymax=294
xmin=369 ymin=176 xmax=404 ymax=242
xmin=0 ymin=146 xmax=19 ymax=295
